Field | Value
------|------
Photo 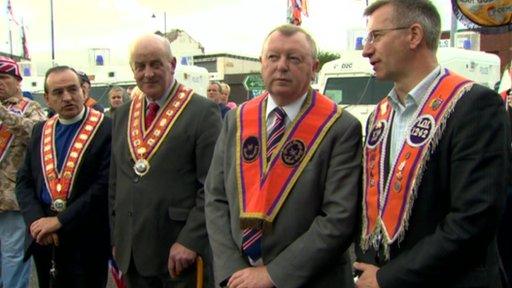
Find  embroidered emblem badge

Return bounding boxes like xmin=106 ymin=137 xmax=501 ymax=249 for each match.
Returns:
xmin=281 ymin=139 xmax=306 ymax=167
xmin=407 ymin=115 xmax=435 ymax=147
xmin=367 ymin=120 xmax=386 ymax=148
xmin=242 ymin=136 xmax=259 ymax=162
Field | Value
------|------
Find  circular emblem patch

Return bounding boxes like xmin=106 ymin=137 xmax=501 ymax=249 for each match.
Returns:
xmin=281 ymin=139 xmax=306 ymax=167
xmin=242 ymin=136 xmax=260 ymax=162
xmin=366 ymin=120 xmax=386 ymax=148
xmin=407 ymin=115 xmax=435 ymax=147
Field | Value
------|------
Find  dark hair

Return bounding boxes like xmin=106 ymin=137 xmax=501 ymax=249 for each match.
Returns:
xmin=44 ymin=66 xmax=80 ymax=93
xmin=364 ymin=0 xmax=441 ymax=51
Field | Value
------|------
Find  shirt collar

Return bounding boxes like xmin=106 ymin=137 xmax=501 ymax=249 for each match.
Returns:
xmin=58 ymin=107 xmax=85 ymax=125
xmin=266 ymin=92 xmax=308 ymax=122
xmin=388 ymin=66 xmax=441 ymax=109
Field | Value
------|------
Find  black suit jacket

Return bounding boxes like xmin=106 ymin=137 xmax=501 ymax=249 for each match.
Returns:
xmin=16 ymin=113 xmax=111 ymax=268
xmin=356 ymin=84 xmax=510 ymax=287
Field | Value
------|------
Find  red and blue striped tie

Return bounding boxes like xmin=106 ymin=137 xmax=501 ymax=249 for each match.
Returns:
xmin=242 ymin=107 xmax=286 ymax=264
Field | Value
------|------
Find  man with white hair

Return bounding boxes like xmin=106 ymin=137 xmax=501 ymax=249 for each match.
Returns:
xmin=109 ymin=34 xmax=221 ymax=287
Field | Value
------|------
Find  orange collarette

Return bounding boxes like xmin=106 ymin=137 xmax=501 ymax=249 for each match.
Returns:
xmin=41 ymin=108 xmax=104 ymax=211
xmin=127 ymin=83 xmax=193 ymax=176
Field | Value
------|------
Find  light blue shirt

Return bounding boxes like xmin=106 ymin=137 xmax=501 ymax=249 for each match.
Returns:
xmin=388 ymin=67 xmax=441 ymax=166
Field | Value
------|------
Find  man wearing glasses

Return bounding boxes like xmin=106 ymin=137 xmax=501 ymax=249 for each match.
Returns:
xmin=354 ymin=1 xmax=509 ymax=287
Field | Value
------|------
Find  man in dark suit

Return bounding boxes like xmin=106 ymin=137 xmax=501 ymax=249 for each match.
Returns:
xmin=205 ymin=24 xmax=361 ymax=288
xmin=354 ymin=1 xmax=510 ymax=287
xmin=16 ymin=66 xmax=111 ymax=288
xmin=109 ymin=34 xmax=221 ymax=287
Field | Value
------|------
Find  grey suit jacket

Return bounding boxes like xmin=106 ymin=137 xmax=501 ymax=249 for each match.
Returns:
xmin=109 ymin=91 xmax=221 ymax=276
xmin=205 ymin=100 xmax=362 ymax=288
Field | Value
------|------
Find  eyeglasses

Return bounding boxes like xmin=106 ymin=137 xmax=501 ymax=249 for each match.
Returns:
xmin=363 ymin=26 xmax=410 ymax=45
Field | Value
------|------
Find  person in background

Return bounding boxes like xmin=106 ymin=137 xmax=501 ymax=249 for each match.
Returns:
xmin=21 ymin=91 xmax=33 ymax=100
xmin=220 ymin=82 xmax=238 ymax=110
xmin=105 ymin=86 xmax=126 ymax=118
xmin=207 ymin=81 xmax=230 ymax=118
xmin=0 ymin=56 xmax=46 ymax=288
xmin=354 ymin=1 xmax=509 ymax=287
xmin=76 ymin=70 xmax=104 ymax=113
xmin=126 ymin=86 xmax=135 ymax=99
xmin=16 ymin=66 xmax=111 ymax=288
xmin=205 ymin=24 xmax=361 ymax=288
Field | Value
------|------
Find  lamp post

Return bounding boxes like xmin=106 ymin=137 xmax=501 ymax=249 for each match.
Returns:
xmin=50 ymin=0 xmax=55 ymax=63
xmin=151 ymin=12 xmax=167 ymax=35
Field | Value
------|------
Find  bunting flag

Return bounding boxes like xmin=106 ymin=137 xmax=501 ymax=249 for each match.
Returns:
xmin=21 ymin=22 xmax=30 ymax=60
xmin=6 ymin=0 xmax=19 ymax=25
xmin=287 ymin=0 xmax=309 ymax=26
xmin=451 ymin=0 xmax=512 ymax=33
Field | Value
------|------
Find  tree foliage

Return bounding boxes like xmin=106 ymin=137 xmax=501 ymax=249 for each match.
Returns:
xmin=317 ymin=51 xmax=340 ymax=71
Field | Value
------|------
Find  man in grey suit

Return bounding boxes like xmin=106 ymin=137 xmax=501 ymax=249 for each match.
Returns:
xmin=109 ymin=34 xmax=221 ymax=287
xmin=205 ymin=24 xmax=362 ymax=288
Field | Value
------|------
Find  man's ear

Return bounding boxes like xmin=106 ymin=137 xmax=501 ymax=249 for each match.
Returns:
xmin=409 ymin=23 xmax=423 ymax=50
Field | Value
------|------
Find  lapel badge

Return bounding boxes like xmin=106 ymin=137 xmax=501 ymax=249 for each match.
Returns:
xmin=380 ymin=102 xmax=388 ymax=115
xmin=430 ymin=98 xmax=443 ymax=110
xmin=393 ymin=181 xmax=401 ymax=192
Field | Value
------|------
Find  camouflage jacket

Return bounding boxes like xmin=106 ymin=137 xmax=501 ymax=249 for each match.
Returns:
xmin=0 ymin=96 xmax=46 ymax=212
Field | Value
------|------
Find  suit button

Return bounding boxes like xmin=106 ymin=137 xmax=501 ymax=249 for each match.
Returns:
xmin=133 ymin=177 xmax=139 ymax=183
xmin=128 ymin=211 xmax=133 ymax=216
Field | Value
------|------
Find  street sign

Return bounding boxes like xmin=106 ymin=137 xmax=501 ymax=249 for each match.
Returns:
xmin=243 ymin=74 xmax=265 ymax=98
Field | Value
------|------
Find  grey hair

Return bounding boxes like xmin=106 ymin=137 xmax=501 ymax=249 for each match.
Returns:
xmin=364 ymin=0 xmax=441 ymax=52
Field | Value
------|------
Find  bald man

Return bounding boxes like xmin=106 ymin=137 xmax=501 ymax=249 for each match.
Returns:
xmin=109 ymin=34 xmax=221 ymax=287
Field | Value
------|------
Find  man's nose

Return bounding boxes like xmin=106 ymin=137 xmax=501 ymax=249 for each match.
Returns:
xmin=276 ymin=56 xmax=289 ymax=71
xmin=62 ymin=91 xmax=73 ymax=101
xmin=143 ymin=66 xmax=155 ymax=78
xmin=362 ymin=42 xmax=374 ymax=58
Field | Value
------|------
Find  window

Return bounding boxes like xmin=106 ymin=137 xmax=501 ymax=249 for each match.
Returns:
xmin=324 ymin=76 xmax=393 ymax=105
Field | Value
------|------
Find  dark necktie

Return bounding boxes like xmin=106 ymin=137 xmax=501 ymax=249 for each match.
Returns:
xmin=242 ymin=107 xmax=287 ymax=264
xmin=145 ymin=102 xmax=160 ymax=129
xmin=266 ymin=107 xmax=287 ymax=161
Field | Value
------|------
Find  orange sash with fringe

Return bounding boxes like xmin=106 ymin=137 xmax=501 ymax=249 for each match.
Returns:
xmin=0 ymin=99 xmax=29 ymax=162
xmin=362 ymin=70 xmax=473 ymax=251
xmin=236 ymin=91 xmax=342 ymax=228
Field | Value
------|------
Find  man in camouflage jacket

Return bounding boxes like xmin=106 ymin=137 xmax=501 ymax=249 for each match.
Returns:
xmin=0 ymin=56 xmax=46 ymax=288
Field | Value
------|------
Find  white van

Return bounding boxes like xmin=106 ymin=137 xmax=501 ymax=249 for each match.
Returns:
xmin=317 ymin=48 xmax=501 ymax=128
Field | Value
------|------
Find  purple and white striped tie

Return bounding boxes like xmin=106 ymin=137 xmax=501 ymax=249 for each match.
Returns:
xmin=242 ymin=107 xmax=286 ymax=264
xmin=266 ymin=107 xmax=286 ymax=161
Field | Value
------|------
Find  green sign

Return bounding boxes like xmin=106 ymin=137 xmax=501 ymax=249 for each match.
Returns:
xmin=243 ymin=74 xmax=265 ymax=98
